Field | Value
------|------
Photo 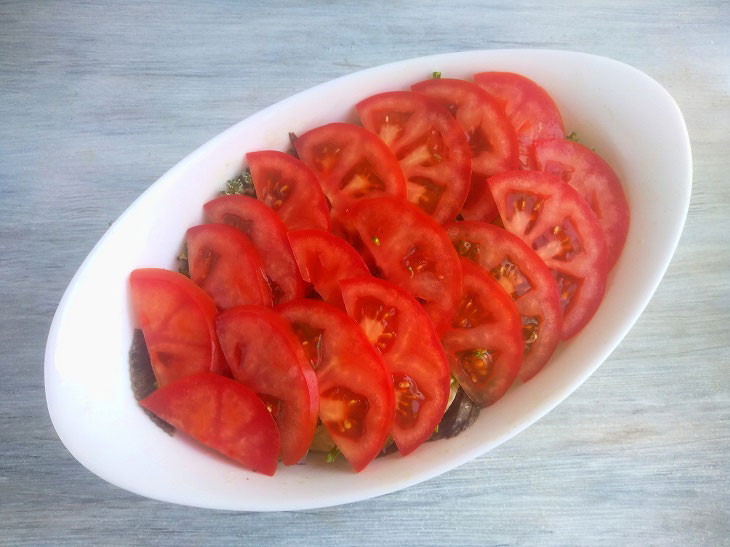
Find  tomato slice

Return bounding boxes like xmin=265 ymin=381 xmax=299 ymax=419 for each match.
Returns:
xmin=216 ymin=305 xmax=319 ymax=465
xmin=357 ymin=91 xmax=471 ymax=224
xmin=532 ymin=138 xmax=630 ymax=269
xmin=294 ymin=123 xmax=406 ymax=212
xmin=140 ymin=373 xmax=280 ymax=476
xmin=276 ymin=299 xmax=394 ymax=472
xmin=186 ymin=223 xmax=272 ymax=309
xmin=247 ymin=150 xmax=331 ymax=232
xmin=342 ymin=197 xmax=462 ymax=334
xmin=441 ymin=258 xmax=523 ymax=407
xmin=340 ymin=277 xmax=450 ymax=455
xmin=287 ymin=229 xmax=370 ymax=309
xmin=411 ymin=78 xmax=519 ymax=222
xmin=446 ymin=221 xmax=562 ymax=381
xmin=129 ymin=268 xmax=227 ymax=387
xmin=488 ymin=171 xmax=608 ymax=339
xmin=474 ymin=72 xmax=564 ymax=169
xmin=204 ymin=195 xmax=306 ymax=304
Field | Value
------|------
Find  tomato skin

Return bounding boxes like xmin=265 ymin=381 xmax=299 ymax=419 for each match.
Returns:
xmin=140 ymin=373 xmax=280 ymax=476
xmin=129 ymin=268 xmax=227 ymax=387
xmin=342 ymin=197 xmax=463 ymax=334
xmin=294 ymin=123 xmax=406 ymax=212
xmin=445 ymin=221 xmax=562 ymax=381
xmin=488 ymin=170 xmax=608 ymax=339
xmin=532 ymin=138 xmax=630 ymax=269
xmin=474 ymin=72 xmax=564 ymax=169
xmin=276 ymin=299 xmax=394 ymax=472
xmin=186 ymin=223 xmax=272 ymax=309
xmin=340 ymin=277 xmax=450 ymax=456
xmin=441 ymin=259 xmax=523 ymax=407
xmin=247 ymin=150 xmax=331 ymax=232
xmin=216 ymin=306 xmax=319 ymax=466
xmin=204 ymin=195 xmax=306 ymax=304
xmin=287 ymin=229 xmax=370 ymax=309
xmin=357 ymin=91 xmax=471 ymax=224
xmin=411 ymin=78 xmax=519 ymax=222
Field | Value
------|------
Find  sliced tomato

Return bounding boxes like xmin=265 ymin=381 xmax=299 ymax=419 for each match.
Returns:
xmin=441 ymin=258 xmax=523 ymax=406
xmin=474 ymin=72 xmax=564 ymax=169
xmin=287 ymin=229 xmax=370 ymax=309
xmin=446 ymin=221 xmax=562 ymax=381
xmin=341 ymin=197 xmax=462 ymax=334
xmin=216 ymin=305 xmax=319 ymax=465
xmin=140 ymin=373 xmax=280 ymax=475
xmin=340 ymin=277 xmax=450 ymax=455
xmin=247 ymin=150 xmax=331 ymax=232
xmin=533 ymin=138 xmax=630 ymax=269
xmin=277 ymin=299 xmax=394 ymax=472
xmin=488 ymin=171 xmax=608 ymax=339
xmin=411 ymin=78 xmax=519 ymax=222
xmin=204 ymin=195 xmax=306 ymax=304
xmin=357 ymin=91 xmax=471 ymax=224
xmin=129 ymin=268 xmax=227 ymax=387
xmin=294 ymin=123 xmax=406 ymax=212
xmin=186 ymin=223 xmax=271 ymax=309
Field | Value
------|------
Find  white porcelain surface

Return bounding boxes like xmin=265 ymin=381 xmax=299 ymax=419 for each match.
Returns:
xmin=44 ymin=49 xmax=691 ymax=511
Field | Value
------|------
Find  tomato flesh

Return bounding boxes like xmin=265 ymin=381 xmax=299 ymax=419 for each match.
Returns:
xmin=441 ymin=259 xmax=523 ymax=406
xmin=204 ymin=195 xmax=306 ymax=304
xmin=357 ymin=91 xmax=471 ymax=224
xmin=247 ymin=150 xmax=331 ymax=232
xmin=412 ymin=78 xmax=519 ymax=221
xmin=342 ymin=197 xmax=462 ymax=334
xmin=294 ymin=123 xmax=406 ymax=212
xmin=216 ymin=306 xmax=319 ymax=465
xmin=488 ymin=170 xmax=608 ymax=339
xmin=129 ymin=268 xmax=227 ymax=387
xmin=474 ymin=72 xmax=564 ymax=169
xmin=277 ymin=299 xmax=394 ymax=472
xmin=341 ymin=277 xmax=450 ymax=455
xmin=533 ymin=138 xmax=629 ymax=269
xmin=140 ymin=373 xmax=280 ymax=476
xmin=446 ymin=221 xmax=562 ymax=380
xmin=287 ymin=229 xmax=370 ymax=309
xmin=187 ymin=223 xmax=272 ymax=309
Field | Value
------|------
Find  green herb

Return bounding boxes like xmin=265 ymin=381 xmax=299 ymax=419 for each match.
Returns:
xmin=177 ymin=244 xmax=190 ymax=278
xmin=221 ymin=168 xmax=256 ymax=197
xmin=372 ymin=236 xmax=381 ymax=246
xmin=432 ymin=71 xmax=442 ymax=79
xmin=434 ymin=424 xmax=439 ymax=434
xmin=325 ymin=445 xmax=341 ymax=463
xmin=566 ymin=131 xmax=580 ymax=142
xmin=473 ymin=349 xmax=489 ymax=358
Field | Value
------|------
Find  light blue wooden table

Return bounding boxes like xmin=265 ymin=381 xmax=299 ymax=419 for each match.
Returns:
xmin=2 ymin=1 xmax=728 ymax=544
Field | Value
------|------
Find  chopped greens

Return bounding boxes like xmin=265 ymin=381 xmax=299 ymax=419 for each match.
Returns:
xmin=221 ymin=168 xmax=256 ymax=197
xmin=566 ymin=131 xmax=580 ymax=142
xmin=325 ymin=445 xmax=341 ymax=463
xmin=177 ymin=243 xmax=190 ymax=278
xmin=432 ymin=71 xmax=442 ymax=79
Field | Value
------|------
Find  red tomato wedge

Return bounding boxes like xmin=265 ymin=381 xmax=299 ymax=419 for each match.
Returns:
xmin=533 ymin=138 xmax=630 ymax=269
xmin=294 ymin=123 xmax=406 ymax=212
xmin=247 ymin=150 xmax=331 ymax=232
xmin=140 ymin=373 xmax=280 ymax=476
xmin=340 ymin=277 xmax=450 ymax=455
xmin=411 ymin=78 xmax=519 ymax=222
xmin=474 ymin=72 xmax=564 ymax=169
xmin=488 ymin=171 xmax=608 ymax=339
xmin=186 ymin=223 xmax=272 ymax=309
xmin=277 ymin=299 xmax=394 ymax=472
xmin=287 ymin=229 xmax=370 ymax=309
xmin=445 ymin=221 xmax=562 ymax=381
xmin=204 ymin=195 xmax=306 ymax=304
xmin=341 ymin=197 xmax=462 ymax=334
xmin=441 ymin=259 xmax=523 ymax=407
xmin=216 ymin=306 xmax=319 ymax=465
xmin=357 ymin=91 xmax=471 ymax=224
xmin=129 ymin=268 xmax=227 ymax=387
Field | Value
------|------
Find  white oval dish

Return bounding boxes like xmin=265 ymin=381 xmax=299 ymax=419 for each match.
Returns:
xmin=45 ymin=50 xmax=691 ymax=511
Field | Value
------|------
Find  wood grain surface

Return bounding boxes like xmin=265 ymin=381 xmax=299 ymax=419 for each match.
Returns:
xmin=1 ymin=1 xmax=728 ymax=545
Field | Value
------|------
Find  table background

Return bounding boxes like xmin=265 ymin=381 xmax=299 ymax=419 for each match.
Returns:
xmin=2 ymin=1 xmax=728 ymax=545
